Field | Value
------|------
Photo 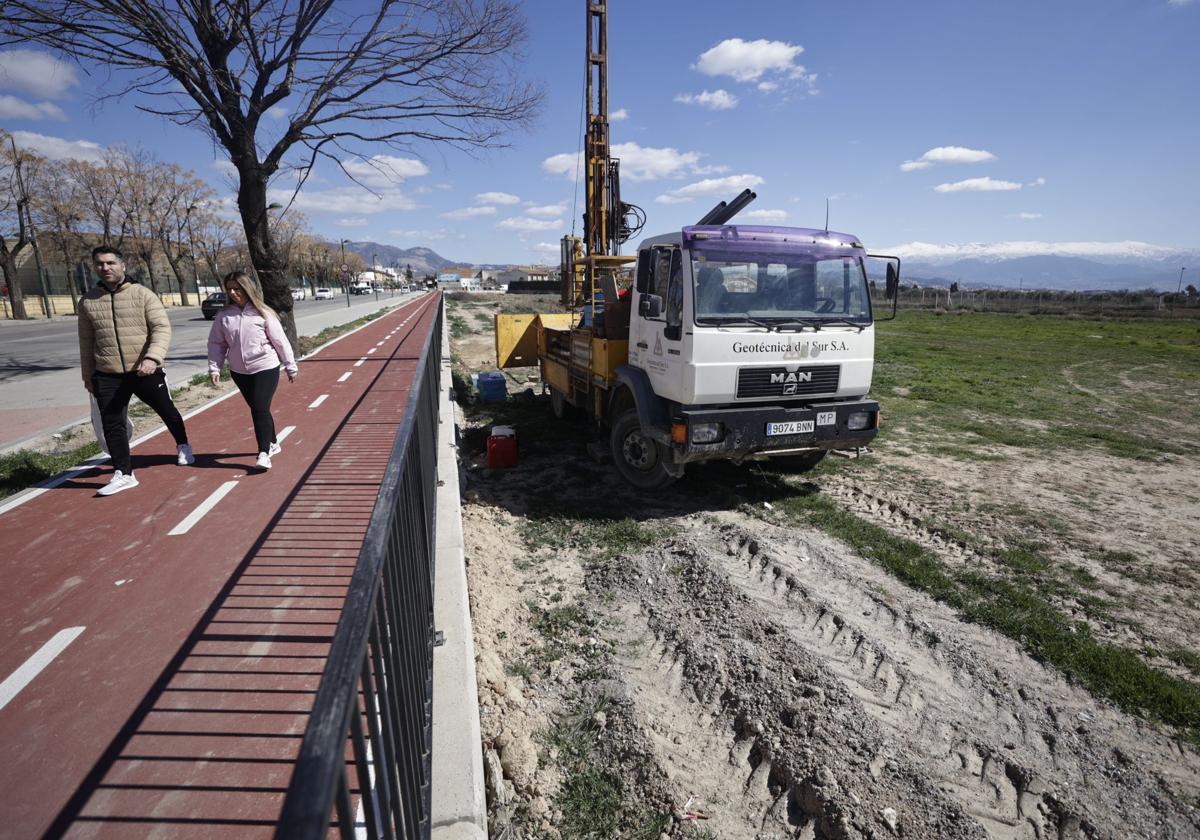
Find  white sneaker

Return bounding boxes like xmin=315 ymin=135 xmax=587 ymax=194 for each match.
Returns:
xmin=177 ymin=443 xmax=195 ymax=466
xmin=268 ymin=441 xmax=282 ymax=458
xmin=97 ymin=470 xmax=139 ymax=496
xmin=255 ymin=452 xmax=272 ymax=470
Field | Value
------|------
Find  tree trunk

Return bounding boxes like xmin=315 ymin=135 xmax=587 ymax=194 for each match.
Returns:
xmin=1 ymin=252 xmax=29 ymax=319
xmin=237 ymin=169 xmax=297 ymax=350
xmin=165 ymin=252 xmax=191 ymax=306
xmin=141 ymin=252 xmax=160 ymax=296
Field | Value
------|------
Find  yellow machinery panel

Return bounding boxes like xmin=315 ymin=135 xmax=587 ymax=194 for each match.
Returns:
xmin=591 ymin=338 xmax=628 ymax=384
xmin=495 ymin=313 xmax=576 ymax=369
xmin=542 ymin=356 xmax=570 ymax=394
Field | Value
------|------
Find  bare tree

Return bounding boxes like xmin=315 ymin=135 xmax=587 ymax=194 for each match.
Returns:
xmin=110 ymin=147 xmax=168 ymax=296
xmin=3 ymin=0 xmax=542 ymax=344
xmin=65 ymin=156 xmax=127 ymax=248
xmin=196 ymin=214 xmax=241 ymax=285
xmin=29 ymin=160 xmax=90 ymax=312
xmin=156 ymin=166 xmax=215 ymax=307
xmin=0 ymin=133 xmax=45 ymax=319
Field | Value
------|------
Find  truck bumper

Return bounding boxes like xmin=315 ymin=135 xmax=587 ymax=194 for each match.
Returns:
xmin=671 ymin=399 xmax=879 ymax=464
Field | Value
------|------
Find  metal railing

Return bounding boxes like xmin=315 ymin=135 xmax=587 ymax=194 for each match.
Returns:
xmin=277 ymin=297 xmax=444 ymax=840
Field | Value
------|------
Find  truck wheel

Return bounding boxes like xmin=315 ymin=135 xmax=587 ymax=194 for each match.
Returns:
xmin=610 ymin=410 xmax=677 ymax=490
xmin=551 ymin=389 xmax=571 ymax=420
xmin=769 ymin=450 xmax=827 ymax=473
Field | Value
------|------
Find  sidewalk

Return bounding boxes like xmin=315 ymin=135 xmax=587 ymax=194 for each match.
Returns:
xmin=0 ymin=294 xmax=442 ymax=837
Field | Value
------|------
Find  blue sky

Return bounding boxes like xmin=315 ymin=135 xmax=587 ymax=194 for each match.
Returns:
xmin=2 ymin=0 xmax=1197 ymax=266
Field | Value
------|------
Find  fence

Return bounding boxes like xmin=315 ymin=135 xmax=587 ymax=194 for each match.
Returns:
xmin=871 ymin=287 xmax=1200 ymax=319
xmin=276 ymin=297 xmax=443 ymax=840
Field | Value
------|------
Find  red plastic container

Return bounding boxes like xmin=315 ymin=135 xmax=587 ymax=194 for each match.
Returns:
xmin=487 ymin=426 xmax=518 ymax=469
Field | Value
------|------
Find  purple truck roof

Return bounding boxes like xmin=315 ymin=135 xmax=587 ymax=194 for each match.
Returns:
xmin=681 ymin=224 xmax=864 ymax=253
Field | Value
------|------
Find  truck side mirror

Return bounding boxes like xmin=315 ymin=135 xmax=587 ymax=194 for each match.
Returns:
xmin=639 ymin=294 xmax=663 ymax=318
xmin=886 ymin=263 xmax=899 ymax=300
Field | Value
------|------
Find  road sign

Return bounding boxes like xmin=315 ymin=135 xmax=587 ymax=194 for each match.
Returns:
xmin=340 ymin=263 xmax=349 ymax=272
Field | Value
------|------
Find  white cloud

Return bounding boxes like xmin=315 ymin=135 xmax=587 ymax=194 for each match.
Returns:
xmin=271 ymin=186 xmax=417 ymax=214
xmin=391 ymin=228 xmax=460 ymax=242
xmin=343 ymin=155 xmax=430 ymax=189
xmin=532 ymin=242 xmax=560 ymax=256
xmin=902 ymin=145 xmax=996 ymax=172
xmin=266 ymin=106 xmax=289 ymax=120
xmin=442 ymin=205 xmax=497 ymax=220
xmin=742 ymin=209 xmax=788 ymax=222
xmin=934 ymin=177 xmax=1022 ymax=193
xmin=336 ymin=218 xmax=370 ymax=227
xmin=610 ymin=108 xmax=629 ymax=121
xmin=525 ymin=202 xmax=567 ymax=218
xmin=0 ymin=50 xmax=79 ymax=99
xmin=476 ymin=191 xmax=520 ymax=205
xmin=674 ymin=89 xmax=739 ymax=110
xmin=0 ymin=95 xmax=66 ymax=121
xmin=1168 ymin=0 xmax=1193 ymax=6
xmin=886 ymin=240 xmax=1178 ymax=261
xmin=543 ymin=141 xmax=711 ymax=183
xmin=9 ymin=130 xmax=103 ymax=162
xmin=757 ymin=81 xmax=778 ymax=93
xmin=694 ymin=38 xmax=804 ymax=83
xmin=1016 ymin=212 xmax=1043 ymax=220
xmin=213 ymin=159 xmax=238 ymax=177
xmin=496 ymin=216 xmax=563 ymax=232
xmin=1028 ymin=177 xmax=1046 ymax=187
xmin=656 ymin=174 xmax=765 ymax=204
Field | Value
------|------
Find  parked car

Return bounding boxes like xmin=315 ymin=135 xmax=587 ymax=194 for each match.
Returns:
xmin=201 ymin=292 xmax=227 ymax=319
xmin=314 ymin=287 xmax=334 ymax=300
xmin=291 ymin=288 xmax=306 ymax=301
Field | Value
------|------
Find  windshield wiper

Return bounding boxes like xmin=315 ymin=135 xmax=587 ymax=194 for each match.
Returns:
xmin=697 ymin=316 xmax=778 ymax=332
xmin=816 ymin=318 xmax=867 ymax=331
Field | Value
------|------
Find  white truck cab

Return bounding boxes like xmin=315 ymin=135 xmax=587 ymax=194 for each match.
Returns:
xmin=606 ymin=223 xmax=891 ymax=487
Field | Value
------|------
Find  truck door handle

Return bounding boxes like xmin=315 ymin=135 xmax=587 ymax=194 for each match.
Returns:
xmin=636 ymin=341 xmax=648 ymax=349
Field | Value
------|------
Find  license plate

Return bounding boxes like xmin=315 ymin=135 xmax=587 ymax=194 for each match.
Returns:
xmin=816 ymin=411 xmax=836 ymax=426
xmin=766 ymin=420 xmax=814 ymax=436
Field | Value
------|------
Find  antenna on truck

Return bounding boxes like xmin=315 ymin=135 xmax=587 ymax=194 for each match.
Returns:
xmin=824 ymin=197 xmax=830 ymax=233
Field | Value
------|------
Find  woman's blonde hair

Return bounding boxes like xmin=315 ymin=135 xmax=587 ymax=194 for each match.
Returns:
xmin=224 ymin=270 xmax=277 ymax=321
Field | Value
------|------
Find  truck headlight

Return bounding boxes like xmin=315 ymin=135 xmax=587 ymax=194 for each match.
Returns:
xmin=691 ymin=422 xmax=724 ymax=444
xmin=847 ymin=411 xmax=873 ymax=431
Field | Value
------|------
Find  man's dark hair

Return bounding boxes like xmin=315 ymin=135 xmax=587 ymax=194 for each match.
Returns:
xmin=92 ymin=245 xmax=124 ymax=261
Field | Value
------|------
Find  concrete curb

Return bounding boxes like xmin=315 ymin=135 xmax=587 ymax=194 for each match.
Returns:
xmin=430 ymin=317 xmax=488 ymax=839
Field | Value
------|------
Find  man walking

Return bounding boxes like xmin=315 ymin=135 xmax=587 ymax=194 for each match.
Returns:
xmin=79 ymin=245 xmax=194 ymax=496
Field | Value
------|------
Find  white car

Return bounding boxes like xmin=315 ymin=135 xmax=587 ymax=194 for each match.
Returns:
xmin=291 ymin=288 xmax=306 ymax=301
xmin=314 ymin=287 xmax=334 ymax=300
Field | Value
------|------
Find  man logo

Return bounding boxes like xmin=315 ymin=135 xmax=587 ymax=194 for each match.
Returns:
xmin=783 ymin=383 xmax=798 ymax=395
xmin=770 ymin=371 xmax=813 ymax=384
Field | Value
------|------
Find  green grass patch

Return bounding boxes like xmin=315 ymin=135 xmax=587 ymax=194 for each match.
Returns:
xmin=775 ymin=485 xmax=1200 ymax=743
xmin=296 ymin=307 xmax=388 ymax=356
xmin=874 ymin=311 xmax=1200 ymax=461
xmin=0 ymin=442 xmax=102 ymax=501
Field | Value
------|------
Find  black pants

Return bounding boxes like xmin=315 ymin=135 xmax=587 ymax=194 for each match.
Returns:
xmin=93 ymin=368 xmax=189 ymax=474
xmin=231 ymin=366 xmax=280 ymax=454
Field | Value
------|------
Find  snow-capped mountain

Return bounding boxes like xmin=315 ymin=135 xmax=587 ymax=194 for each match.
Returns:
xmin=881 ymin=241 xmax=1198 ymax=291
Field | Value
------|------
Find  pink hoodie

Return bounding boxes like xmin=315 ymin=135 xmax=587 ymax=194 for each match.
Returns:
xmin=207 ymin=303 xmax=298 ymax=376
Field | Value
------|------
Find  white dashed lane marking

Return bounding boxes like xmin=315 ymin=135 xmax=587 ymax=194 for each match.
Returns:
xmin=308 ymin=395 xmax=328 ymax=409
xmin=338 ymin=372 xmax=352 ymax=382
xmin=168 ymin=481 xmax=239 ymax=536
xmin=0 ymin=626 xmax=86 ymax=711
xmin=354 ymin=357 xmax=366 ymax=367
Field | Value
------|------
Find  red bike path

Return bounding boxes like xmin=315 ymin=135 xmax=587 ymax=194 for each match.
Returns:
xmin=0 ymin=293 xmax=441 ymax=839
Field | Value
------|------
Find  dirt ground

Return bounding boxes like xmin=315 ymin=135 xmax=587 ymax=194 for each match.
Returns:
xmin=450 ymin=295 xmax=1200 ymax=839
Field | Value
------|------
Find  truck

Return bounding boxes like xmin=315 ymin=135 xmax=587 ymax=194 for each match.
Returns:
xmin=493 ymin=1 xmax=901 ymax=489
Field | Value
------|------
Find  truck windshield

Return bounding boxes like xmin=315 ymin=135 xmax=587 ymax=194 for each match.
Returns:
xmin=691 ymin=251 xmax=872 ymax=325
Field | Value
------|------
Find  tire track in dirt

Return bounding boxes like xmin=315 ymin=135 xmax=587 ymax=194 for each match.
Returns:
xmin=689 ymin=518 xmax=1200 ymax=839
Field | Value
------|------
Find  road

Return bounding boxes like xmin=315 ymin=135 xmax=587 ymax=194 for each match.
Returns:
xmin=0 ymin=295 xmax=440 ymax=837
xmin=0 ymin=289 xmax=415 ymax=453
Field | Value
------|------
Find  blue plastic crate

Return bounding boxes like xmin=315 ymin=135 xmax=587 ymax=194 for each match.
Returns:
xmin=477 ymin=371 xmax=508 ymax=403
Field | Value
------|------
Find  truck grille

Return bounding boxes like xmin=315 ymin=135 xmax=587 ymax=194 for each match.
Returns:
xmin=736 ymin=365 xmax=840 ymax=399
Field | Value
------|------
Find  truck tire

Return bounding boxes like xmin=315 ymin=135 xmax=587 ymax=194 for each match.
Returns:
xmin=610 ymin=410 xmax=677 ymax=490
xmin=769 ymin=450 xmax=827 ymax=473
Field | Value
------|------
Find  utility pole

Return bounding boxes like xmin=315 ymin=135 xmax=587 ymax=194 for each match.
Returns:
xmin=341 ymin=239 xmax=350 ymax=307
xmin=1178 ymin=267 xmax=1186 ymax=295
xmin=185 ymin=204 xmax=201 ymax=300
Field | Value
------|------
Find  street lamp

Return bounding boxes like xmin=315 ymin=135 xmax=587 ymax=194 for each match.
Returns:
xmin=185 ymin=204 xmax=201 ymax=300
xmin=1178 ymin=267 xmax=1187 ymax=295
xmin=340 ymin=239 xmax=350 ymax=307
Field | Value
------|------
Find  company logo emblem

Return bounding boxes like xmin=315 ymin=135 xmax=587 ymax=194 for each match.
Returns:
xmin=653 ymin=335 xmax=663 ymax=356
xmin=782 ymin=383 xmax=798 ymax=395
xmin=770 ymin=371 xmax=813 ymax=384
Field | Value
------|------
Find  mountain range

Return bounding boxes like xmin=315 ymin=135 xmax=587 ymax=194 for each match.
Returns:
xmin=339 ymin=239 xmax=1198 ymax=293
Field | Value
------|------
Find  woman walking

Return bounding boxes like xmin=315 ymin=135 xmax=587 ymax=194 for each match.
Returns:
xmin=207 ymin=271 xmax=298 ymax=470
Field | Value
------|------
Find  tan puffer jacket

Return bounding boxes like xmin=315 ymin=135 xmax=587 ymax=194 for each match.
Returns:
xmin=78 ymin=281 xmax=172 ymax=381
